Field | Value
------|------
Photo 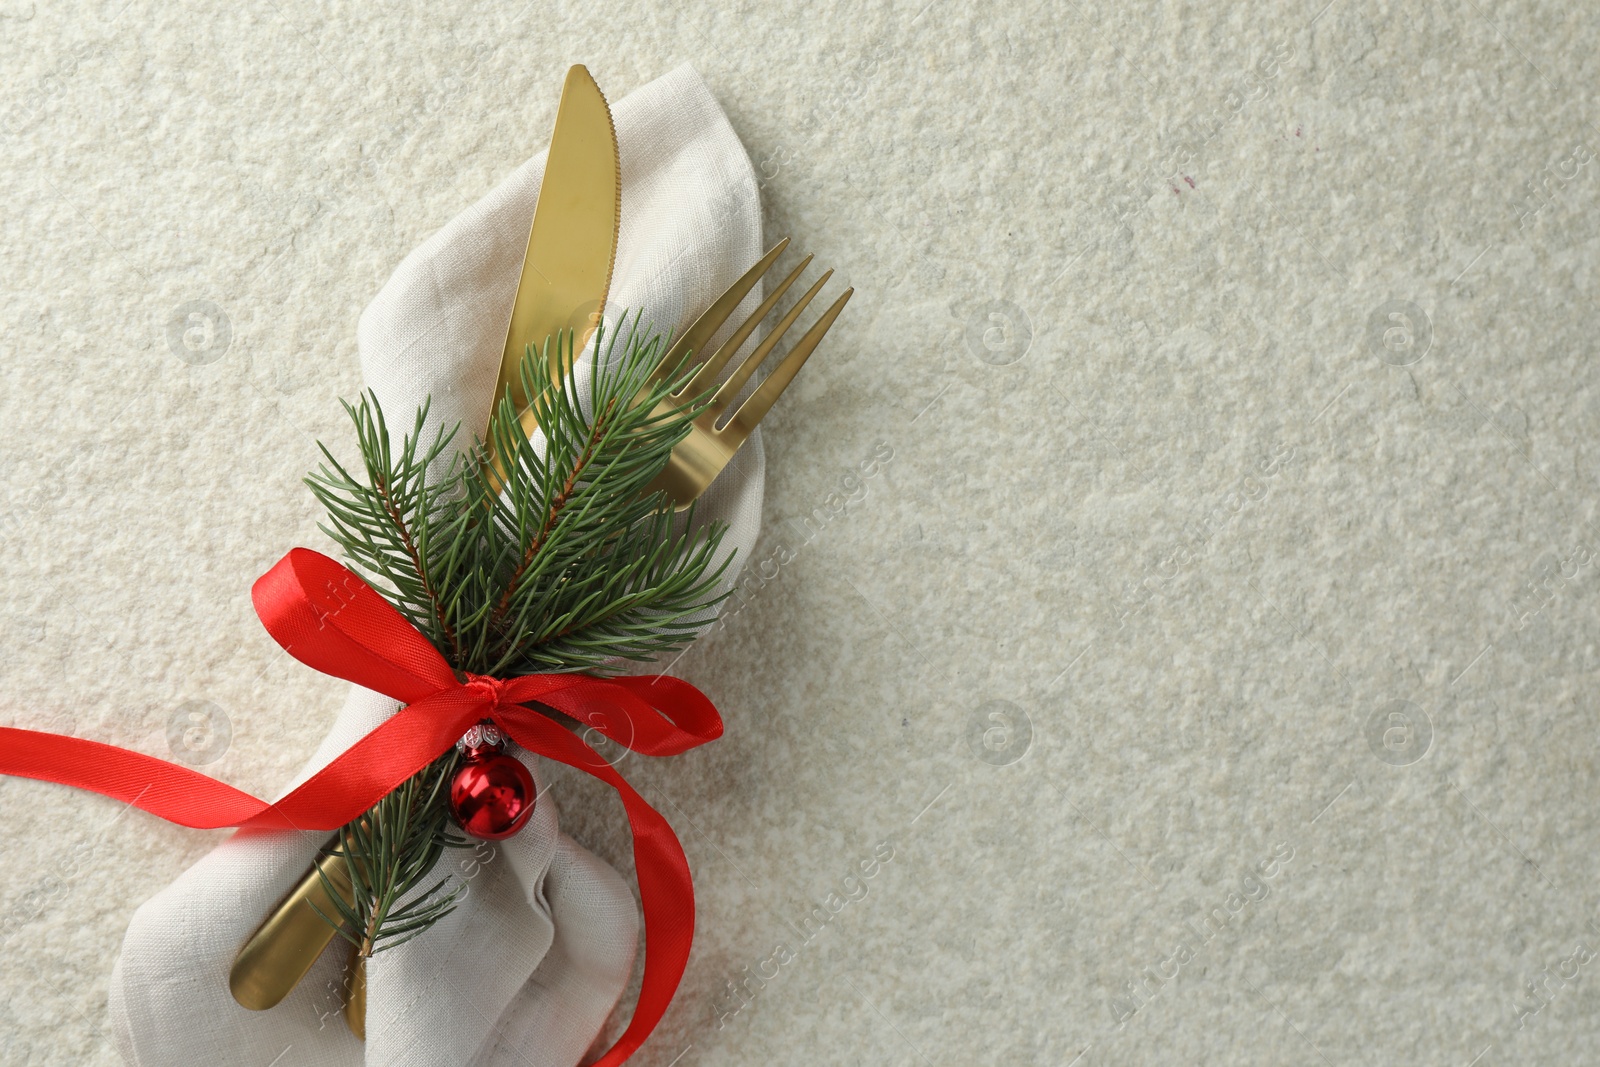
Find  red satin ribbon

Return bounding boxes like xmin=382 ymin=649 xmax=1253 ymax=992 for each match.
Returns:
xmin=0 ymin=547 xmax=722 ymax=1067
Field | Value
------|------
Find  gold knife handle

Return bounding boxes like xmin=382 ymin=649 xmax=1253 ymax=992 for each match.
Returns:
xmin=229 ymin=847 xmax=354 ymax=1011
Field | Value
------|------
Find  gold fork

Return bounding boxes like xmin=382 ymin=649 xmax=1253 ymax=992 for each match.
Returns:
xmin=642 ymin=237 xmax=852 ymax=508
xmin=229 ymin=239 xmax=850 ymax=1032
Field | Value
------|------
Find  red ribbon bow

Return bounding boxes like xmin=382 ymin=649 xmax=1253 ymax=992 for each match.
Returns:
xmin=0 ymin=547 xmax=723 ymax=1066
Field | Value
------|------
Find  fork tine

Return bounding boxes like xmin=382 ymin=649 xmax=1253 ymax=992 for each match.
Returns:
xmin=719 ymin=287 xmax=852 ymax=444
xmin=680 ymin=254 xmax=812 ymax=398
xmin=706 ymin=269 xmax=831 ymax=418
xmin=646 ymin=237 xmax=789 ymax=392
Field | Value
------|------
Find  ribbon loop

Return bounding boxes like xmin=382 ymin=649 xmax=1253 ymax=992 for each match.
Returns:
xmin=0 ymin=548 xmax=721 ymax=1067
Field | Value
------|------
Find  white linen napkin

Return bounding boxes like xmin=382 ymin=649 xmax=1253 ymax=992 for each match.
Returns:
xmin=108 ymin=63 xmax=765 ymax=1067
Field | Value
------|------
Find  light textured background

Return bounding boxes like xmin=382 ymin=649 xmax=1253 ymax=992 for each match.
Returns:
xmin=2 ymin=0 xmax=1598 ymax=1064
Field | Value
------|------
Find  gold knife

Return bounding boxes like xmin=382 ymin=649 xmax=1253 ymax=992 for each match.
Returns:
xmin=494 ymin=62 xmax=620 ymax=443
xmin=228 ymin=64 xmax=623 ymax=1028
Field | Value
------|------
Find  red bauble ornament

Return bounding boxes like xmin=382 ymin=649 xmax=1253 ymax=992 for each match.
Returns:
xmin=448 ymin=728 xmax=536 ymax=840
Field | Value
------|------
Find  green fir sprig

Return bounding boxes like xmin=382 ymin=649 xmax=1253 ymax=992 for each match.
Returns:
xmin=303 ymin=316 xmax=731 ymax=956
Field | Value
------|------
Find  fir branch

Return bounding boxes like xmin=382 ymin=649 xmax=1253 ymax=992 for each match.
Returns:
xmin=310 ymin=750 xmax=465 ymax=957
xmin=489 ymin=386 xmax=617 ymax=628
xmin=469 ymin=320 xmax=729 ymax=675
xmin=304 ymin=313 xmax=733 ymax=950
xmin=306 ymin=399 xmax=465 ymax=661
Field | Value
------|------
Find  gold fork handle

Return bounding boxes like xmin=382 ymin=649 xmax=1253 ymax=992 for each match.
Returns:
xmin=229 ymin=847 xmax=354 ymax=1011
xmin=345 ymin=949 xmax=367 ymax=1040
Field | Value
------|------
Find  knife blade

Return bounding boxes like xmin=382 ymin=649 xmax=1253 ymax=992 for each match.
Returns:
xmin=493 ymin=63 xmax=620 ymax=440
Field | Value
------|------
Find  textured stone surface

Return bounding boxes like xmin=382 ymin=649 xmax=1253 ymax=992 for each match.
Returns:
xmin=3 ymin=0 xmax=1599 ymax=1064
